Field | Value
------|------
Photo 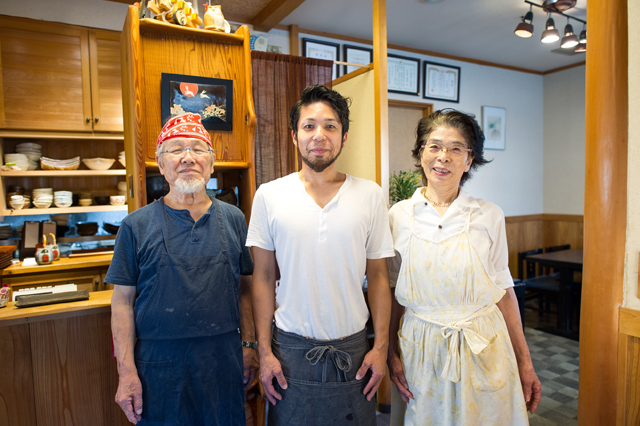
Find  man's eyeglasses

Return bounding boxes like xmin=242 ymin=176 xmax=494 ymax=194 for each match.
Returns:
xmin=423 ymin=143 xmax=472 ymax=157
xmin=159 ymin=147 xmax=213 ymax=158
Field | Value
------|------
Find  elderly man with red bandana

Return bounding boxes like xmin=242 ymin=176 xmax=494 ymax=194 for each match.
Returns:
xmin=107 ymin=113 xmax=257 ymax=425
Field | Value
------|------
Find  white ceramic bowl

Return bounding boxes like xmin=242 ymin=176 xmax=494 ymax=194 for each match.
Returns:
xmin=79 ymin=198 xmax=92 ymax=206
xmin=110 ymin=195 xmax=126 ymax=206
xmin=9 ymin=200 xmax=24 ymax=210
xmin=54 ymin=200 xmax=72 ymax=208
xmin=82 ymin=158 xmax=116 ymax=171
xmin=33 ymin=201 xmax=52 ymax=209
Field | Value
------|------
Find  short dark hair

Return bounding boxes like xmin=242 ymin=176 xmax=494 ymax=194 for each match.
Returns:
xmin=411 ymin=108 xmax=491 ymax=187
xmin=289 ymin=85 xmax=351 ymax=138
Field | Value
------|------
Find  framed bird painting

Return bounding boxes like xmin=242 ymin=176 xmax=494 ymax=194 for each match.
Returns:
xmin=161 ymin=73 xmax=233 ymax=131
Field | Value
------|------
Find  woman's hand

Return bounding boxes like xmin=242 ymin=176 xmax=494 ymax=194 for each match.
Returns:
xmin=518 ymin=362 xmax=542 ymax=413
xmin=387 ymin=351 xmax=414 ymax=402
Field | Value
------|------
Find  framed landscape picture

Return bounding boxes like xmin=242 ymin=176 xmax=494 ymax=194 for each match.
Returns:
xmin=423 ymin=61 xmax=460 ymax=103
xmin=482 ymin=106 xmax=506 ymax=150
xmin=161 ymin=73 xmax=233 ymax=131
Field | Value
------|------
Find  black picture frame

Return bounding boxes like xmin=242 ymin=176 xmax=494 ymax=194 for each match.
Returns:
xmin=302 ymin=38 xmax=340 ymax=80
xmin=387 ymin=54 xmax=420 ymax=96
xmin=161 ymin=73 xmax=233 ymax=131
xmin=343 ymin=44 xmax=373 ymax=75
xmin=423 ymin=61 xmax=461 ymax=103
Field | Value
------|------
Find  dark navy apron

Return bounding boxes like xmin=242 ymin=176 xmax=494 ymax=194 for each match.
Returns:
xmin=134 ymin=198 xmax=245 ymax=425
xmin=268 ymin=327 xmax=376 ymax=426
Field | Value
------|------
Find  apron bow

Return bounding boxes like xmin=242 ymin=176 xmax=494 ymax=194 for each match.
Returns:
xmin=305 ymin=345 xmax=352 ymax=372
xmin=439 ymin=318 xmax=490 ymax=383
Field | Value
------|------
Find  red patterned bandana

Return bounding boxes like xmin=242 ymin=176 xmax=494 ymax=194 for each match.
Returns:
xmin=156 ymin=113 xmax=212 ymax=148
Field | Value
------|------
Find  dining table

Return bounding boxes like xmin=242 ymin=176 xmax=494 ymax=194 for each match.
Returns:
xmin=525 ymin=248 xmax=583 ymax=340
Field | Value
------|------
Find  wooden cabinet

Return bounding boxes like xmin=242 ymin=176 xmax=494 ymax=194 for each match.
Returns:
xmin=0 ymin=133 xmax=127 ymax=215
xmin=0 ymin=16 xmax=123 ymax=133
xmin=6 ymin=269 xmax=104 ymax=294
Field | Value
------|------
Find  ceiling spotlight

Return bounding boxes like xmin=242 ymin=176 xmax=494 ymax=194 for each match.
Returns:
xmin=575 ymin=43 xmax=586 ymax=53
xmin=561 ymin=20 xmax=579 ymax=48
xmin=579 ymin=24 xmax=587 ymax=44
xmin=541 ymin=14 xmax=560 ymax=43
xmin=515 ymin=6 xmax=534 ymax=38
xmin=542 ymin=0 xmax=577 ymax=12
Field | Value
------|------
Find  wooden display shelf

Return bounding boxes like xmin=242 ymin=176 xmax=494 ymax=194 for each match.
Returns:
xmin=0 ymin=170 xmax=126 ymax=177
xmin=58 ymin=235 xmax=116 ymax=243
xmin=2 ymin=205 xmax=128 ymax=216
xmin=0 ymin=255 xmax=113 ymax=278
xmin=0 ymin=130 xmax=124 ymax=140
xmin=139 ymin=18 xmax=245 ymax=44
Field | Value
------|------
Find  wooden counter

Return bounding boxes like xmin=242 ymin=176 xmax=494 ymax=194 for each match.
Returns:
xmin=0 ymin=289 xmax=113 ymax=327
xmin=0 ymin=290 xmax=128 ymax=426
xmin=1 ymin=253 xmax=113 ymax=276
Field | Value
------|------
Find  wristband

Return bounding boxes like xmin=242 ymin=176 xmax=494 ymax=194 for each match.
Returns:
xmin=241 ymin=341 xmax=258 ymax=349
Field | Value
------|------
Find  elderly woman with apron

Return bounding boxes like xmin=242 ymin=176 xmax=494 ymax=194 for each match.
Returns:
xmin=387 ymin=109 xmax=541 ymax=425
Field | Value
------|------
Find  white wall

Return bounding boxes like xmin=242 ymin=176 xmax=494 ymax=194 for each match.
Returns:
xmin=2 ymin=0 xmax=129 ymax=31
xmin=624 ymin=1 xmax=640 ymax=309
xmin=542 ymin=66 xmax=586 ymax=215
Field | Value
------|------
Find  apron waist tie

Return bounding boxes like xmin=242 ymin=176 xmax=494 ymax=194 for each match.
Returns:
xmin=305 ymin=345 xmax=353 ymax=381
xmin=407 ymin=305 xmax=493 ymax=383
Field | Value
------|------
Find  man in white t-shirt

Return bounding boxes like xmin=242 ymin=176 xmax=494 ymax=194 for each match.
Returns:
xmin=247 ymin=85 xmax=395 ymax=425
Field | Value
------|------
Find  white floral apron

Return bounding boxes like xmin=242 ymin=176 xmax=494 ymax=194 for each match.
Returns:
xmin=392 ymin=205 xmax=529 ymax=426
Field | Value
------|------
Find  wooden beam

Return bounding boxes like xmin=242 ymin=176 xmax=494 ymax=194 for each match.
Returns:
xmin=253 ymin=0 xmax=307 ymax=33
xmin=579 ymin=0 xmax=628 ymax=423
xmin=372 ymin=0 xmax=388 ymax=195
xmin=289 ymin=24 xmax=299 ymax=56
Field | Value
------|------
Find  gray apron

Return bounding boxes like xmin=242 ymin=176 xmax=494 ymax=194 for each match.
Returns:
xmin=268 ymin=327 xmax=376 ymax=426
xmin=134 ymin=198 xmax=245 ymax=425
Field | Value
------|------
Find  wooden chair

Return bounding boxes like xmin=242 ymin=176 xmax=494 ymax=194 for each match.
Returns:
xmin=518 ymin=248 xmax=560 ymax=317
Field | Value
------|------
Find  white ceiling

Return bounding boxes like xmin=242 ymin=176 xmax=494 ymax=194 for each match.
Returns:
xmin=280 ymin=0 xmax=587 ymax=73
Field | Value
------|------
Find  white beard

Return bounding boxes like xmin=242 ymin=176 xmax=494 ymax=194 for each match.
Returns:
xmin=174 ymin=177 xmax=206 ymax=194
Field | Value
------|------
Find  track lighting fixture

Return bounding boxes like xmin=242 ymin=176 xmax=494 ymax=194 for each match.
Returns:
xmin=514 ymin=5 xmax=534 ymax=38
xmin=541 ymin=14 xmax=559 ymax=43
xmin=561 ymin=19 xmax=579 ymax=48
xmin=515 ymin=0 xmax=586 ymax=51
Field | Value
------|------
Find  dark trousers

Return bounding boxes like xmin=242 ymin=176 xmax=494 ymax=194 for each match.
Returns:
xmin=268 ymin=327 xmax=376 ymax=426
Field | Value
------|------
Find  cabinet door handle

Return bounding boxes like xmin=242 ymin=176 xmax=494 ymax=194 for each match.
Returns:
xmin=94 ymin=117 xmax=99 ymax=123
xmin=86 ymin=117 xmax=92 ymax=123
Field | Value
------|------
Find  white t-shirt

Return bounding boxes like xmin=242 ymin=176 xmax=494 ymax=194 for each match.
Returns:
xmin=388 ymin=188 xmax=514 ymax=290
xmin=246 ymin=173 xmax=395 ymax=340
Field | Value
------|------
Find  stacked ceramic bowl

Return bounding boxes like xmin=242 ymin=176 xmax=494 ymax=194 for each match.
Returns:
xmin=118 ymin=181 xmax=127 ymax=196
xmin=54 ymin=191 xmax=72 ymax=208
xmin=4 ymin=153 xmax=30 ymax=170
xmin=9 ymin=194 xmax=25 ymax=210
xmin=79 ymin=192 xmax=93 ymax=206
xmin=41 ymin=156 xmax=80 ymax=171
xmin=15 ymin=142 xmax=42 ymax=169
xmin=118 ymin=151 xmax=126 ymax=168
xmin=32 ymin=188 xmax=53 ymax=209
xmin=82 ymin=158 xmax=115 ymax=170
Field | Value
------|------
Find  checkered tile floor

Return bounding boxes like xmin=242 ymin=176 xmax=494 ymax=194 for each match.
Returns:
xmin=376 ymin=327 xmax=580 ymax=426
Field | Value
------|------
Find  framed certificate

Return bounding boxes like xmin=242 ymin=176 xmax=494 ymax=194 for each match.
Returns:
xmin=423 ymin=61 xmax=461 ymax=103
xmin=343 ymin=44 xmax=373 ymax=75
xmin=302 ymin=38 xmax=340 ymax=80
xmin=482 ymin=106 xmax=506 ymax=150
xmin=387 ymin=54 xmax=420 ymax=95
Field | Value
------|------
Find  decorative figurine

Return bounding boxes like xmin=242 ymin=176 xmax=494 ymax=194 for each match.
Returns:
xmin=204 ymin=4 xmax=229 ymax=32
xmin=147 ymin=0 xmax=201 ymax=27
xmin=0 ymin=284 xmax=9 ymax=308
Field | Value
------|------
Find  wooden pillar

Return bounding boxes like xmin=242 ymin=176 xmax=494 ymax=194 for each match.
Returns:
xmin=289 ymin=24 xmax=299 ymax=56
xmin=578 ymin=0 xmax=628 ymax=423
xmin=372 ymin=0 xmax=388 ymax=195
